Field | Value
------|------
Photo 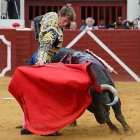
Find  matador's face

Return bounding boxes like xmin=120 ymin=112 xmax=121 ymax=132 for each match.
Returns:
xmin=58 ymin=13 xmax=70 ymax=28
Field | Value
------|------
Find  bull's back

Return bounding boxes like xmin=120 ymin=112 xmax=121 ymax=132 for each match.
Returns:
xmin=52 ymin=48 xmax=75 ymax=63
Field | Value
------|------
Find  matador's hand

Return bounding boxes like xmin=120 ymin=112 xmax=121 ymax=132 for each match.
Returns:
xmin=35 ymin=60 xmax=45 ymax=67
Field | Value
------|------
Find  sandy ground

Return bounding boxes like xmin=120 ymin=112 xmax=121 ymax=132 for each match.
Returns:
xmin=0 ymin=76 xmax=140 ymax=140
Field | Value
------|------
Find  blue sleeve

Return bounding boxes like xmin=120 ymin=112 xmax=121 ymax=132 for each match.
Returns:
xmin=80 ymin=26 xmax=85 ymax=30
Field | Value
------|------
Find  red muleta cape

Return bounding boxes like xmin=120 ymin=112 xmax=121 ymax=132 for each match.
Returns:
xmin=8 ymin=62 xmax=101 ymax=135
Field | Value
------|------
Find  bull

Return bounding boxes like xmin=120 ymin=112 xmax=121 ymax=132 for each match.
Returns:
xmin=52 ymin=47 xmax=133 ymax=134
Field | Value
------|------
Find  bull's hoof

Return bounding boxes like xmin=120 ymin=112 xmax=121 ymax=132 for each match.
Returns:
xmin=21 ymin=129 xmax=33 ymax=135
xmin=110 ymin=126 xmax=119 ymax=133
xmin=124 ymin=127 xmax=134 ymax=135
xmin=106 ymin=120 xmax=119 ymax=132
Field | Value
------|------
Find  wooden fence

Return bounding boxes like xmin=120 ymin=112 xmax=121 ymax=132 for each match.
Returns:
xmin=0 ymin=29 xmax=140 ymax=81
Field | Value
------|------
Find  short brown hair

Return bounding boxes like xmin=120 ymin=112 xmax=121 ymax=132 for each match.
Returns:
xmin=59 ymin=4 xmax=76 ymax=21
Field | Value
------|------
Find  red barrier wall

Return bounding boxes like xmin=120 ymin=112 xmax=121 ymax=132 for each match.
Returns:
xmin=0 ymin=29 xmax=140 ymax=81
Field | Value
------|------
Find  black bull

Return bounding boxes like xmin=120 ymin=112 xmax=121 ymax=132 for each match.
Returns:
xmin=25 ymin=48 xmax=133 ymax=133
xmin=52 ymin=48 xmax=133 ymax=133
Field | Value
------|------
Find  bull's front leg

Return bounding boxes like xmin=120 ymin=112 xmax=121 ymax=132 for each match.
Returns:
xmin=113 ymin=101 xmax=133 ymax=134
xmin=115 ymin=113 xmax=133 ymax=134
xmin=106 ymin=119 xmax=119 ymax=132
xmin=108 ymin=92 xmax=133 ymax=134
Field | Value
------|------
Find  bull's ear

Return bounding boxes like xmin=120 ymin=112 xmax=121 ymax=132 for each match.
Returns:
xmin=60 ymin=53 xmax=71 ymax=63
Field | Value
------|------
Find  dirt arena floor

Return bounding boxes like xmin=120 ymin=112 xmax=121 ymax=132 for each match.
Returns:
xmin=0 ymin=76 xmax=140 ymax=140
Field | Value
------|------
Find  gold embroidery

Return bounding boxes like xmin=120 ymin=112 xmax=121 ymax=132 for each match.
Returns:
xmin=57 ymin=42 xmax=62 ymax=48
xmin=34 ymin=15 xmax=44 ymax=40
xmin=35 ymin=12 xmax=64 ymax=63
xmin=36 ymin=30 xmax=58 ymax=62
xmin=47 ymin=51 xmax=56 ymax=63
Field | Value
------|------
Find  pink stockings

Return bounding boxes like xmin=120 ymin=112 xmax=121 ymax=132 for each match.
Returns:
xmin=22 ymin=114 xmax=27 ymax=129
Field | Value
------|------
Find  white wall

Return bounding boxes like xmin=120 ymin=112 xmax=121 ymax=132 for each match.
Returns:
xmin=0 ymin=0 xmax=25 ymax=28
xmin=127 ymin=0 xmax=140 ymax=20
xmin=20 ymin=0 xmax=24 ymax=20
xmin=0 ymin=19 xmax=25 ymax=27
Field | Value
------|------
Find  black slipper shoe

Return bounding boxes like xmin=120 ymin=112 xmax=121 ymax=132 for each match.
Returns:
xmin=21 ymin=129 xmax=33 ymax=135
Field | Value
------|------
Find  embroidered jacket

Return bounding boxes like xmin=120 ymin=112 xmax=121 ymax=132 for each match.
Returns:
xmin=34 ymin=12 xmax=63 ymax=63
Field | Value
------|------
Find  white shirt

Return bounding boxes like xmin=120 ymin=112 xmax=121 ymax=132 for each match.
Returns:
xmin=86 ymin=26 xmax=93 ymax=30
xmin=99 ymin=25 xmax=104 ymax=28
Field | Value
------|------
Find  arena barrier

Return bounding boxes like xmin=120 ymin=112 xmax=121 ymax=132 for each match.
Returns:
xmin=65 ymin=30 xmax=140 ymax=81
xmin=0 ymin=29 xmax=140 ymax=81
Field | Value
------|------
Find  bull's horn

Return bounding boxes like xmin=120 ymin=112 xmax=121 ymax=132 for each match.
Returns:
xmin=101 ymin=84 xmax=119 ymax=106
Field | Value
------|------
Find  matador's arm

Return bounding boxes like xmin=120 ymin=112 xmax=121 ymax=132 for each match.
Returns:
xmin=36 ymin=29 xmax=58 ymax=63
